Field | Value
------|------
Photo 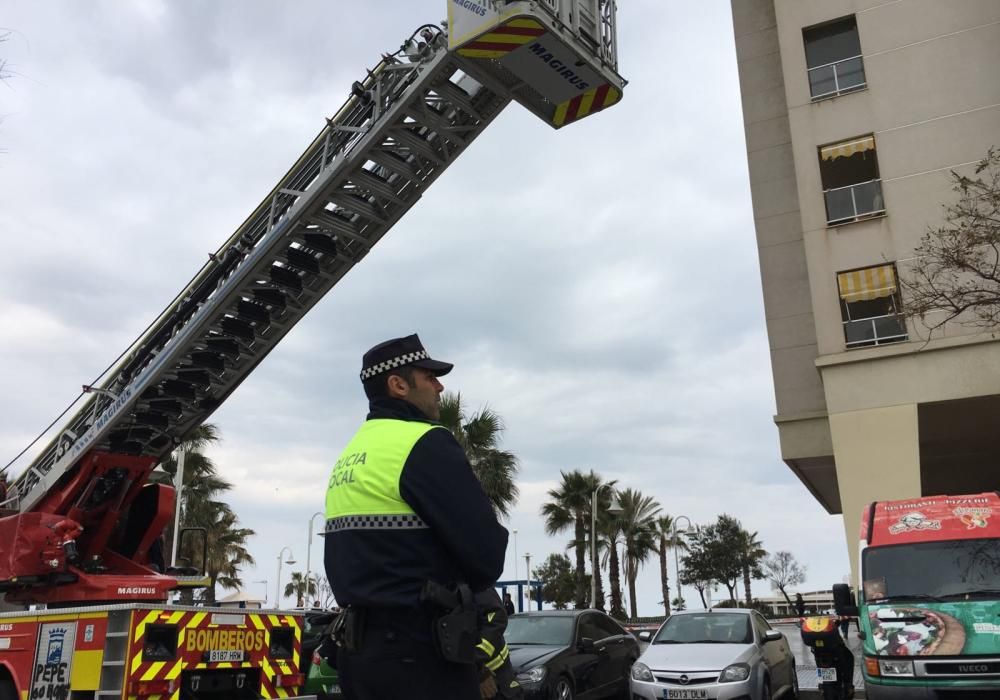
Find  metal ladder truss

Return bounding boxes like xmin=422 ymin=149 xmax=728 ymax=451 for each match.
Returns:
xmin=14 ymin=27 xmax=511 ymax=513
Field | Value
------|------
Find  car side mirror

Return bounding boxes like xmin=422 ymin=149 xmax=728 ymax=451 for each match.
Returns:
xmin=763 ymin=630 xmax=782 ymax=644
xmin=578 ymin=637 xmax=595 ymax=653
xmin=638 ymin=631 xmax=652 ymax=642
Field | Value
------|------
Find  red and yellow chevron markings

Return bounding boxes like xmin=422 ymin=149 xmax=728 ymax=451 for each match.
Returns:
xmin=553 ymin=83 xmax=622 ymax=127
xmin=126 ymin=609 xmax=303 ymax=700
xmin=457 ymin=18 xmax=545 ymax=59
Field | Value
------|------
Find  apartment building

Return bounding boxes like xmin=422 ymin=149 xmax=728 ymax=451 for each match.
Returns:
xmin=731 ymin=0 xmax=1000 ymax=576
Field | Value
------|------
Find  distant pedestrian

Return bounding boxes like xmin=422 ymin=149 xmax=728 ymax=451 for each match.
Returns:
xmin=503 ymin=592 xmax=515 ymax=616
xmin=839 ymin=588 xmax=856 ymax=638
xmin=794 ymin=593 xmax=805 ymax=617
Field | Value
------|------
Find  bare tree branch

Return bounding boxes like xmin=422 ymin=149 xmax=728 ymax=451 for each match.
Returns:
xmin=900 ymin=148 xmax=1000 ymax=334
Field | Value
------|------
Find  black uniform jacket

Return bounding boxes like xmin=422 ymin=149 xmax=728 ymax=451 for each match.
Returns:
xmin=325 ymin=397 xmax=509 ymax=608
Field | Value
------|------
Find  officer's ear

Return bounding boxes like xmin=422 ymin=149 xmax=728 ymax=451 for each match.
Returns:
xmin=386 ymin=372 xmax=411 ymax=398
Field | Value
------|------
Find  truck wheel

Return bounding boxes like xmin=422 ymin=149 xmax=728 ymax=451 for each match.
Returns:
xmin=0 ymin=680 xmax=16 ymax=700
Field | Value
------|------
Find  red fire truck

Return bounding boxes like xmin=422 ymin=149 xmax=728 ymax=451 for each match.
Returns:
xmin=0 ymin=2 xmax=626 ymax=698
xmin=0 ymin=605 xmax=304 ymax=699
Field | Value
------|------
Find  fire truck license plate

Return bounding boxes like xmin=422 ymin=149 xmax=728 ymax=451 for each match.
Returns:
xmin=209 ymin=649 xmax=246 ymax=662
xmin=817 ymin=667 xmax=837 ymax=682
xmin=666 ymin=691 xmax=707 ymax=699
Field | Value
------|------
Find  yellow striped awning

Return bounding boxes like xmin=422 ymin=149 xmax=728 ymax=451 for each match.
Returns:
xmin=821 ymin=136 xmax=875 ymax=161
xmin=838 ymin=265 xmax=897 ymax=302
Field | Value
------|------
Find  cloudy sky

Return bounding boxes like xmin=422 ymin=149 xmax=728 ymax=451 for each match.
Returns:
xmin=0 ymin=0 xmax=851 ymax=613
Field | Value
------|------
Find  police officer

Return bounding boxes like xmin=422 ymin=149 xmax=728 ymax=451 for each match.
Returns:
xmin=324 ymin=334 xmax=509 ymax=700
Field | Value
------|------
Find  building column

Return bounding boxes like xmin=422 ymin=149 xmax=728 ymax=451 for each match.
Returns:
xmin=829 ymin=404 xmax=921 ymax=586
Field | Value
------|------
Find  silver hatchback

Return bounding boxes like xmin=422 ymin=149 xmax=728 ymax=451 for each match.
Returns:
xmin=630 ymin=609 xmax=798 ymax=700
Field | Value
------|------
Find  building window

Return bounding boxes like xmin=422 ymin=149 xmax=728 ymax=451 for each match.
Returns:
xmin=803 ymin=16 xmax=866 ymax=100
xmin=838 ymin=264 xmax=907 ymax=349
xmin=819 ymin=135 xmax=885 ymax=225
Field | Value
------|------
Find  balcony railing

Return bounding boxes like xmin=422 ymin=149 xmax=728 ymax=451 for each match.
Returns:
xmin=824 ymin=178 xmax=885 ymax=225
xmin=808 ymin=55 xmax=866 ymax=100
xmin=843 ymin=313 xmax=908 ymax=349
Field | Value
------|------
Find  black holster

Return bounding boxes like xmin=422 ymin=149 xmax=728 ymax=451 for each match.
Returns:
xmin=420 ymin=581 xmax=477 ymax=664
xmin=336 ymin=607 xmax=366 ymax=654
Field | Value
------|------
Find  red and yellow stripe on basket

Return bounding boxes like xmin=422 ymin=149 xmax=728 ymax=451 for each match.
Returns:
xmin=457 ymin=18 xmax=546 ymax=59
xmin=553 ymin=83 xmax=622 ymax=126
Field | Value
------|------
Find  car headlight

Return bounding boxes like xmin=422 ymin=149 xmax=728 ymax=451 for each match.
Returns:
xmin=516 ymin=666 xmax=547 ymax=684
xmin=719 ymin=663 xmax=751 ymax=682
xmin=878 ymin=659 xmax=914 ymax=677
xmin=631 ymin=662 xmax=655 ymax=682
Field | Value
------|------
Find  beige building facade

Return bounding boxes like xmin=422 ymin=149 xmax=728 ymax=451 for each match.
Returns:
xmin=731 ymin=0 xmax=1000 ymax=580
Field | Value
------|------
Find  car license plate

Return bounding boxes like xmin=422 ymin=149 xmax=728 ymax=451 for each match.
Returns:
xmin=208 ymin=649 xmax=246 ymax=662
xmin=817 ymin=667 xmax=837 ymax=682
xmin=665 ymin=690 xmax=708 ymax=699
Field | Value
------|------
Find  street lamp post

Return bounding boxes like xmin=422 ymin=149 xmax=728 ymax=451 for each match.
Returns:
xmin=275 ymin=547 xmax=296 ymax=608
xmin=524 ymin=553 xmax=532 ymax=609
xmin=591 ymin=484 xmax=623 ymax=609
xmin=253 ymin=579 xmax=268 ymax=607
xmin=512 ymin=529 xmax=519 ymax=583
xmin=304 ymin=511 xmax=324 ymax=607
xmin=169 ymin=445 xmax=187 ymax=567
xmin=671 ymin=515 xmax=693 ymax=610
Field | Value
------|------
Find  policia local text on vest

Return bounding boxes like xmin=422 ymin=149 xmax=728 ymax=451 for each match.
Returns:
xmin=324 ymin=334 xmax=509 ymax=700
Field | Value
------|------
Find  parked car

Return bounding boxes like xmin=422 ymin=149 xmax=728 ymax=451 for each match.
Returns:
xmin=506 ymin=609 xmax=639 ymax=699
xmin=301 ymin=609 xmax=343 ymax=698
xmin=630 ymin=609 xmax=798 ymax=700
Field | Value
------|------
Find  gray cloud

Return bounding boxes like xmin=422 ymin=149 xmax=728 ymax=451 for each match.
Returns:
xmin=0 ymin=0 xmax=851 ymax=610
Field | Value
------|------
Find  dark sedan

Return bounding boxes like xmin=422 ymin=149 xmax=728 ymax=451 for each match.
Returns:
xmin=506 ymin=610 xmax=639 ymax=700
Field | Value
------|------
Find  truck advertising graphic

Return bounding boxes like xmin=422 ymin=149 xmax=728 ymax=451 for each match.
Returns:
xmin=858 ymin=492 xmax=1000 ymax=698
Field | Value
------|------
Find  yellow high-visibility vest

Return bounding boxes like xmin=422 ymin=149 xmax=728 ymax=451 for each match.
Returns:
xmin=324 ymin=419 xmax=443 ymax=532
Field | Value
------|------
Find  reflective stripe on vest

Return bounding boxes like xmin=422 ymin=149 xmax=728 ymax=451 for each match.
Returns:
xmin=325 ymin=418 xmax=442 ymax=525
xmin=325 ymin=513 xmax=427 ymax=533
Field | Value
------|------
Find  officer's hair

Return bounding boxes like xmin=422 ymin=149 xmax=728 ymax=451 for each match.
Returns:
xmin=363 ymin=365 xmax=417 ymax=400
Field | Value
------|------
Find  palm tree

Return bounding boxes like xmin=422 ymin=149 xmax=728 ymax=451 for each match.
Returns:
xmin=597 ymin=515 xmax=625 ymax=618
xmin=739 ymin=528 xmax=767 ymax=607
xmin=195 ymin=503 xmax=255 ymax=604
xmin=158 ymin=425 xmax=232 ymax=556
xmin=159 ymin=425 xmax=256 ymax=602
xmin=617 ymin=489 xmax=661 ymax=619
xmin=654 ymin=514 xmax=688 ymax=617
xmin=541 ymin=470 xmax=611 ymax=608
xmin=439 ymin=392 xmax=519 ymax=517
xmin=284 ymin=572 xmax=318 ymax=606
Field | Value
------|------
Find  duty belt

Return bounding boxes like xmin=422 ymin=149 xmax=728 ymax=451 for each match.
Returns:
xmin=325 ymin=514 xmax=428 ymax=533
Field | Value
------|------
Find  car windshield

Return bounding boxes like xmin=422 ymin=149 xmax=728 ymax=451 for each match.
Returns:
xmin=653 ymin=613 xmax=753 ymax=644
xmin=505 ymin=616 xmax=575 ymax=646
xmin=863 ymin=538 xmax=1000 ymax=600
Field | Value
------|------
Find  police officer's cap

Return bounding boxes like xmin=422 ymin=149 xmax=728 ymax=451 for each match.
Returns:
xmin=360 ymin=334 xmax=453 ymax=382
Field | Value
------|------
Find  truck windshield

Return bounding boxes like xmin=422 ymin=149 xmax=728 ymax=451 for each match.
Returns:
xmin=863 ymin=538 xmax=1000 ymax=600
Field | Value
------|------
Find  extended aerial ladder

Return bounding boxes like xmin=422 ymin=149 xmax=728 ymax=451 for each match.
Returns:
xmin=0 ymin=1 xmax=625 ymax=607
